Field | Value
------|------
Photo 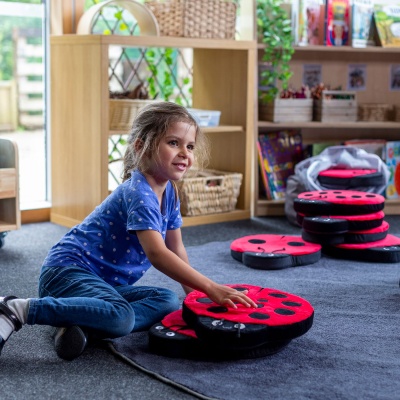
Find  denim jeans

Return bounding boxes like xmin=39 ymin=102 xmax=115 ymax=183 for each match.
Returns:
xmin=27 ymin=265 xmax=180 ymax=339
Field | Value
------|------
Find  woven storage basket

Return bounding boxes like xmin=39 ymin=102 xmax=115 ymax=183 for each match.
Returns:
xmin=145 ymin=0 xmax=237 ymax=39
xmin=177 ymin=169 xmax=242 ymax=216
xmin=358 ymin=103 xmax=392 ymax=122
xmin=109 ymin=99 xmax=160 ymax=132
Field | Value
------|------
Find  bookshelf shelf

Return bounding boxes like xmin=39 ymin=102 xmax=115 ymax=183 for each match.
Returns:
xmin=258 ymin=44 xmax=400 ymax=54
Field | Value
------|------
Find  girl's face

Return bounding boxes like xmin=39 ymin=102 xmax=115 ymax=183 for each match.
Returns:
xmin=147 ymin=121 xmax=196 ymax=184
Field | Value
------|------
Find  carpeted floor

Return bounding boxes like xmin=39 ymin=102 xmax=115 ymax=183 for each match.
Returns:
xmin=0 ymin=216 xmax=399 ymax=399
xmin=110 ymin=239 xmax=400 ymax=400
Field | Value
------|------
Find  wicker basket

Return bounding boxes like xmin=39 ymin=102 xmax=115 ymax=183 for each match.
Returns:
xmin=358 ymin=103 xmax=392 ymax=122
xmin=177 ymin=169 xmax=242 ymax=216
xmin=145 ymin=0 xmax=237 ymax=39
xmin=109 ymin=99 xmax=159 ymax=132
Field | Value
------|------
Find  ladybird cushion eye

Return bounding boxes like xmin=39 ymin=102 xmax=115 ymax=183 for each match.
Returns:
xmin=230 ymin=234 xmax=321 ymax=270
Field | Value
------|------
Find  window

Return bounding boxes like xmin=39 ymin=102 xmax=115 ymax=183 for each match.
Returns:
xmin=0 ymin=0 xmax=48 ymax=210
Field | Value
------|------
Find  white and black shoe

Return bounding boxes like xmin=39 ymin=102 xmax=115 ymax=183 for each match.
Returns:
xmin=0 ymin=296 xmax=23 ymax=356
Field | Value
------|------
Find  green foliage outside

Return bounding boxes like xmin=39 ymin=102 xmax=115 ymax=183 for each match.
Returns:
xmin=0 ymin=0 xmax=42 ymax=81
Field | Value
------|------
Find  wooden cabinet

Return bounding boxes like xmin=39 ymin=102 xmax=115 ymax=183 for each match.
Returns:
xmin=0 ymin=138 xmax=20 ymax=245
xmin=256 ymin=45 xmax=400 ymax=217
xmin=50 ymin=35 xmax=257 ymax=228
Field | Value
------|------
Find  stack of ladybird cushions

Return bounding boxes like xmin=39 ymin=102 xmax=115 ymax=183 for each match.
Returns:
xmin=148 ymin=284 xmax=314 ymax=360
xmin=294 ymin=189 xmax=400 ymax=263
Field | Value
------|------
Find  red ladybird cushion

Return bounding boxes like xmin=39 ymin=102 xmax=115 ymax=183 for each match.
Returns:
xmin=301 ymin=220 xmax=389 ymax=246
xmin=182 ymin=284 xmax=314 ymax=350
xmin=297 ymin=211 xmax=385 ymax=233
xmin=230 ymin=234 xmax=321 ymax=270
xmin=317 ymin=168 xmax=385 ymax=188
xmin=322 ymin=234 xmax=400 ymax=263
xmin=294 ymin=190 xmax=385 ymax=216
xmin=148 ymin=309 xmax=290 ymax=359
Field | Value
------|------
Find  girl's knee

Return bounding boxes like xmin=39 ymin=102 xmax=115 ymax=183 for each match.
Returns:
xmin=107 ymin=301 xmax=135 ymax=337
xmin=158 ymin=288 xmax=180 ymax=314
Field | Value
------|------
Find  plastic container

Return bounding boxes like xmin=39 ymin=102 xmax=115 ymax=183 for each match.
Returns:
xmin=187 ymin=108 xmax=221 ymax=127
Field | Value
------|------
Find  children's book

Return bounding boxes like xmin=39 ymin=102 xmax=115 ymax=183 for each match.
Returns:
xmin=257 ymin=130 xmax=304 ymax=200
xmin=298 ymin=0 xmax=325 ymax=46
xmin=351 ymin=0 xmax=374 ymax=47
xmin=373 ymin=2 xmax=400 ymax=47
xmin=384 ymin=141 xmax=400 ymax=199
xmin=257 ymin=140 xmax=274 ymax=200
xmin=325 ymin=0 xmax=351 ymax=46
xmin=344 ymin=139 xmax=387 ymax=160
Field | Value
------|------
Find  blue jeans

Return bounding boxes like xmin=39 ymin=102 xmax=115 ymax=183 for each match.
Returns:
xmin=27 ymin=265 xmax=180 ymax=339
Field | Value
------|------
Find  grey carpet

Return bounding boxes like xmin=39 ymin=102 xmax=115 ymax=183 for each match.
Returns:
xmin=1 ymin=217 xmax=400 ymax=400
xmin=110 ymin=239 xmax=400 ymax=400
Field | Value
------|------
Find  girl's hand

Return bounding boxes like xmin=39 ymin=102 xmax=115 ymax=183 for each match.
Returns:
xmin=206 ymin=284 xmax=258 ymax=309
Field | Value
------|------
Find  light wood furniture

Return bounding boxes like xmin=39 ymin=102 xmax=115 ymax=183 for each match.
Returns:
xmin=256 ymin=45 xmax=400 ymax=217
xmin=0 ymin=138 xmax=20 ymax=242
xmin=50 ymin=34 xmax=257 ymax=228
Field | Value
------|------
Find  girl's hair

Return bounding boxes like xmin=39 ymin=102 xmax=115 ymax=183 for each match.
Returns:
xmin=122 ymin=101 xmax=210 ymax=181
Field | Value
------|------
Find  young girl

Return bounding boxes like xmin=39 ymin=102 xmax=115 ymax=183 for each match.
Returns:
xmin=0 ymin=101 xmax=256 ymax=360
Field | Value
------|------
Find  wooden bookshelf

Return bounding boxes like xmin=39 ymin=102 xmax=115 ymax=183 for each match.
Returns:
xmin=50 ymin=35 xmax=256 ymax=228
xmin=256 ymin=45 xmax=400 ymax=216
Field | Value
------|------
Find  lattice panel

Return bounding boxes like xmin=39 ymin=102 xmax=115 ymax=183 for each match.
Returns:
xmin=83 ymin=0 xmax=193 ymax=188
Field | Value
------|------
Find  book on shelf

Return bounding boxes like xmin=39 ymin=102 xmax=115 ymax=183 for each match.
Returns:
xmin=344 ymin=139 xmax=387 ymax=160
xmin=297 ymin=0 xmax=325 ymax=45
xmin=257 ymin=130 xmax=305 ymax=200
xmin=281 ymin=2 xmax=300 ymax=45
xmin=351 ymin=0 xmax=374 ymax=47
xmin=373 ymin=1 xmax=400 ymax=47
xmin=384 ymin=141 xmax=400 ymax=199
xmin=325 ymin=0 xmax=351 ymax=46
xmin=305 ymin=142 xmax=338 ymax=157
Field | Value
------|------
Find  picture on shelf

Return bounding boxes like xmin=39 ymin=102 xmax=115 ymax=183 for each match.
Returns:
xmin=390 ymin=64 xmax=400 ymax=90
xmin=347 ymin=64 xmax=367 ymax=91
xmin=258 ymin=62 xmax=275 ymax=91
xmin=303 ymin=64 xmax=322 ymax=88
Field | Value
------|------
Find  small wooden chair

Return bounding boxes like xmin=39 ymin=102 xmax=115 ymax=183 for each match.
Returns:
xmin=0 ymin=138 xmax=20 ymax=248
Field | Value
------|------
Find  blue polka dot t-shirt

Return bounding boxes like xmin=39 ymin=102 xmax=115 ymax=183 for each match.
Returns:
xmin=42 ymin=170 xmax=182 ymax=286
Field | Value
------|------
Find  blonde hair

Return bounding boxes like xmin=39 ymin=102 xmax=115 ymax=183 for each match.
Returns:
xmin=122 ymin=101 xmax=210 ymax=182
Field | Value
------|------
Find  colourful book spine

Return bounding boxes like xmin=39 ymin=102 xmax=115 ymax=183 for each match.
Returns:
xmin=351 ymin=0 xmax=373 ymax=48
xmin=325 ymin=0 xmax=350 ymax=46
xmin=257 ymin=139 xmax=277 ymax=200
xmin=385 ymin=141 xmax=400 ymax=199
xmin=258 ymin=130 xmax=304 ymax=200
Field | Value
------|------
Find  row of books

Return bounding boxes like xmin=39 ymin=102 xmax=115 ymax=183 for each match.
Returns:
xmin=286 ymin=0 xmax=400 ymax=48
xmin=257 ymin=133 xmax=400 ymax=200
